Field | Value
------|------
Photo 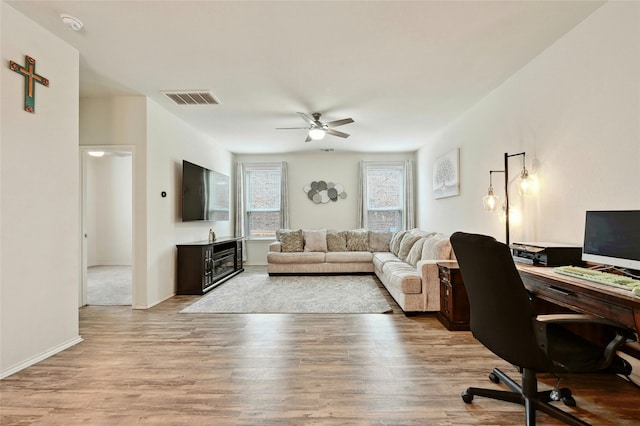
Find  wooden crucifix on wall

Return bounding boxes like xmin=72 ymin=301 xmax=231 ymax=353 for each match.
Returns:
xmin=9 ymin=55 xmax=49 ymax=113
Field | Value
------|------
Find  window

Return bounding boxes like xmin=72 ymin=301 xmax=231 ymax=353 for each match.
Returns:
xmin=245 ymin=165 xmax=282 ymax=239
xmin=364 ymin=163 xmax=405 ymax=232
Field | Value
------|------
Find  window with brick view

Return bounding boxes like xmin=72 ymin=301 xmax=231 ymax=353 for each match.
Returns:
xmin=246 ymin=167 xmax=282 ymax=238
xmin=366 ymin=165 xmax=404 ymax=232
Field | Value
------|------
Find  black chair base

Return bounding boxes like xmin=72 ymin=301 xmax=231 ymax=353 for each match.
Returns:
xmin=461 ymin=368 xmax=590 ymax=426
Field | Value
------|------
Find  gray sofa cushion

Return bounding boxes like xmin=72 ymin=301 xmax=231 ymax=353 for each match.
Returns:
xmin=369 ymin=231 xmax=393 ymax=252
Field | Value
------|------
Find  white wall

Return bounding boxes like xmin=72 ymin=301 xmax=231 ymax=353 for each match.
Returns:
xmin=417 ymin=1 xmax=640 ymax=246
xmin=1 ymin=3 xmax=81 ymax=377
xmin=145 ymin=99 xmax=233 ymax=305
xmin=80 ymin=96 xmax=233 ymax=307
xmin=80 ymin=96 xmax=148 ymax=308
xmin=86 ymin=155 xmax=133 ymax=266
xmin=235 ymin=151 xmax=415 ymax=264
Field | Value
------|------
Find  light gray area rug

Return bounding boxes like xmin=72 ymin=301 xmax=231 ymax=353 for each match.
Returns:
xmin=181 ymin=268 xmax=392 ymax=314
xmin=87 ymin=265 xmax=132 ymax=306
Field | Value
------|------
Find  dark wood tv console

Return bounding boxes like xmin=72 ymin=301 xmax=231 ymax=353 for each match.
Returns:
xmin=176 ymin=237 xmax=243 ymax=295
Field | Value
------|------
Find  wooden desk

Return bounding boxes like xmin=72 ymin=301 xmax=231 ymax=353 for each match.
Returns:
xmin=517 ymin=264 xmax=640 ymax=335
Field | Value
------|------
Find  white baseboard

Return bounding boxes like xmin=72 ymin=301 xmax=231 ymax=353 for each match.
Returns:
xmin=1 ymin=335 xmax=84 ymax=380
xmin=134 ymin=292 xmax=174 ymax=310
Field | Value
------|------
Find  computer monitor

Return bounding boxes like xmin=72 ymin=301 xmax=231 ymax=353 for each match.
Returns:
xmin=582 ymin=210 xmax=640 ymax=271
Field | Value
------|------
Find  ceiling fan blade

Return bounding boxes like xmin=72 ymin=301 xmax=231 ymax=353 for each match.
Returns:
xmin=305 ymin=135 xmax=312 ymax=143
xmin=276 ymin=127 xmax=309 ymax=130
xmin=326 ymin=118 xmax=354 ymax=128
xmin=326 ymin=128 xmax=350 ymax=138
xmin=297 ymin=112 xmax=315 ymax=126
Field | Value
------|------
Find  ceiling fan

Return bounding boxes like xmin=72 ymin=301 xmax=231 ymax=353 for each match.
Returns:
xmin=277 ymin=112 xmax=354 ymax=142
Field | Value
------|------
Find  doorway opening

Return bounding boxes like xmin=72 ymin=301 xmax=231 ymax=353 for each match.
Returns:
xmin=80 ymin=147 xmax=134 ymax=307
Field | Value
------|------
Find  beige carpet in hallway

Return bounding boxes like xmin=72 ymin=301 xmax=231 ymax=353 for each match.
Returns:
xmin=87 ymin=265 xmax=132 ymax=306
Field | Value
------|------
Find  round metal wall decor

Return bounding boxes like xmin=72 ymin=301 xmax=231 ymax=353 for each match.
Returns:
xmin=303 ymin=180 xmax=347 ymax=204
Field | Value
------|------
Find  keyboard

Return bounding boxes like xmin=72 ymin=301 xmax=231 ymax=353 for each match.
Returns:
xmin=554 ymin=265 xmax=640 ymax=295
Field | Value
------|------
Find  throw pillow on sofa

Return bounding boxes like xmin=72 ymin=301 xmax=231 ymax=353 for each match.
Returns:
xmin=398 ymin=233 xmax=422 ymax=261
xmin=280 ymin=229 xmax=304 ymax=252
xmin=326 ymin=230 xmax=348 ymax=251
xmin=409 ymin=228 xmax=435 ymax=239
xmin=406 ymin=237 xmax=428 ymax=266
xmin=304 ymin=229 xmax=328 ymax=252
xmin=390 ymin=230 xmax=409 ymax=255
xmin=369 ymin=231 xmax=393 ymax=252
xmin=346 ymin=229 xmax=369 ymax=251
xmin=422 ymin=233 xmax=452 ymax=260
xmin=276 ymin=228 xmax=294 ymax=241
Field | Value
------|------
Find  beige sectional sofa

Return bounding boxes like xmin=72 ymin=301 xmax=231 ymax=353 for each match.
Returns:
xmin=267 ymin=228 xmax=455 ymax=314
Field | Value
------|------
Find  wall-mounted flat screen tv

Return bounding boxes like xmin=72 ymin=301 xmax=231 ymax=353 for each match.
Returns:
xmin=181 ymin=160 xmax=230 ymax=222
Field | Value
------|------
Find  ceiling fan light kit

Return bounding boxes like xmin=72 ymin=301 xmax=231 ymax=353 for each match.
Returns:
xmin=308 ymin=128 xmax=326 ymax=140
xmin=277 ymin=112 xmax=354 ymax=143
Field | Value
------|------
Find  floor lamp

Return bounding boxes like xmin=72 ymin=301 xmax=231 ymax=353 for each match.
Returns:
xmin=482 ymin=152 xmax=532 ymax=246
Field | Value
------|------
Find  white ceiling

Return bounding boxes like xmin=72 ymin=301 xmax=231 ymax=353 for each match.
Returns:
xmin=6 ymin=1 xmax=603 ymax=154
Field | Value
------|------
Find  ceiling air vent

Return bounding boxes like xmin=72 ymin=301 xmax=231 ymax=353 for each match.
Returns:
xmin=162 ymin=91 xmax=220 ymax=106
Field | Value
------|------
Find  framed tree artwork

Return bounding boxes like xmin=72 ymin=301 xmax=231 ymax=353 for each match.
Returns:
xmin=433 ymin=148 xmax=460 ymax=199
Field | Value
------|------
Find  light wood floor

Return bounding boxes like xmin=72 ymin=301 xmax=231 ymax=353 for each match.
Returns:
xmin=2 ymin=285 xmax=639 ymax=425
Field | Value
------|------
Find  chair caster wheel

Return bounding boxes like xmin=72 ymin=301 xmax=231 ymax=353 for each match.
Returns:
xmin=559 ymin=387 xmax=572 ymax=397
xmin=489 ymin=372 xmax=500 ymax=384
xmin=462 ymin=391 xmax=474 ymax=403
xmin=562 ymin=396 xmax=576 ymax=407
xmin=551 ymin=387 xmax=576 ymax=406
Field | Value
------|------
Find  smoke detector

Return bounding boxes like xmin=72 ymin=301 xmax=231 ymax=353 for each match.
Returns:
xmin=60 ymin=14 xmax=83 ymax=31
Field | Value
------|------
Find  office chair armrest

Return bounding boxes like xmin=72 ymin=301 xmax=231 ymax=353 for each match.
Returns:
xmin=534 ymin=314 xmax=636 ymax=370
xmin=536 ymin=313 xmax=633 ymax=329
xmin=536 ymin=313 xmax=636 ymax=339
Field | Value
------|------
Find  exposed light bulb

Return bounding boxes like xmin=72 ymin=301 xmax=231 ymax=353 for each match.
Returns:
xmin=518 ymin=168 xmax=533 ymax=196
xmin=499 ymin=205 xmax=522 ymax=225
xmin=308 ymin=128 xmax=326 ymax=140
xmin=509 ymin=207 xmax=522 ymax=225
xmin=482 ymin=186 xmax=499 ymax=212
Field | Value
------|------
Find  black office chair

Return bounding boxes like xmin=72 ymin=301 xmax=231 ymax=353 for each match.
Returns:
xmin=449 ymin=232 xmax=635 ymax=426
